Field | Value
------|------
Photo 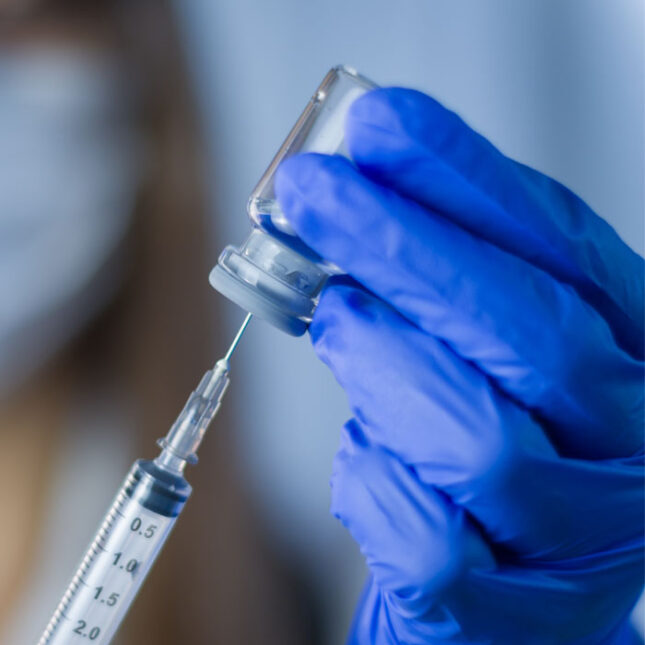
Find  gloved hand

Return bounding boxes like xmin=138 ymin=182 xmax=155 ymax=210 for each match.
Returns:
xmin=275 ymin=88 xmax=645 ymax=644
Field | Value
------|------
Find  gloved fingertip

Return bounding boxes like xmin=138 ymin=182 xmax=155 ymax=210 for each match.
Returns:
xmin=309 ymin=281 xmax=381 ymax=359
xmin=342 ymin=418 xmax=371 ymax=450
xmin=347 ymin=87 xmax=438 ymax=131
xmin=273 ymin=153 xmax=318 ymax=229
xmin=330 ymin=419 xmax=376 ymax=519
xmin=275 ymin=152 xmax=355 ymax=236
xmin=308 ymin=285 xmax=346 ymax=364
xmin=313 ymin=280 xmax=379 ymax=333
xmin=328 ymin=463 xmax=347 ymax=522
xmin=346 ymin=87 xmax=449 ymax=163
xmin=331 ymin=420 xmax=369 ymax=483
xmin=274 ymin=152 xmax=320 ymax=193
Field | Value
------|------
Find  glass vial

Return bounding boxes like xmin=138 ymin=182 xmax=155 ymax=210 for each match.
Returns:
xmin=209 ymin=65 xmax=377 ymax=335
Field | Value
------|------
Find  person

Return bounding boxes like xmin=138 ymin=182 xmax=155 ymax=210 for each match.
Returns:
xmin=274 ymin=87 xmax=645 ymax=643
xmin=0 ymin=1 xmax=315 ymax=642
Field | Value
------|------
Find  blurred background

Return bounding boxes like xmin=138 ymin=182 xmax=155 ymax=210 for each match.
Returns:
xmin=0 ymin=0 xmax=642 ymax=643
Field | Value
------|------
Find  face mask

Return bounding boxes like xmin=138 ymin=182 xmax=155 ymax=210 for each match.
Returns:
xmin=0 ymin=47 xmax=143 ymax=397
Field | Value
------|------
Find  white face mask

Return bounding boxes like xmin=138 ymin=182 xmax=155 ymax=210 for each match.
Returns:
xmin=0 ymin=47 xmax=143 ymax=397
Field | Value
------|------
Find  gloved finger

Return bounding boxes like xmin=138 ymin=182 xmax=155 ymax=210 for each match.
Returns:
xmin=276 ymin=156 xmax=644 ymax=459
xmin=330 ymin=419 xmax=495 ymax=614
xmin=316 ymin=282 xmax=644 ymax=558
xmin=345 ymin=87 xmax=644 ymax=359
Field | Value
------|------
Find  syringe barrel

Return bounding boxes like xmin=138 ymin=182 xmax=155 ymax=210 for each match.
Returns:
xmin=38 ymin=460 xmax=191 ymax=645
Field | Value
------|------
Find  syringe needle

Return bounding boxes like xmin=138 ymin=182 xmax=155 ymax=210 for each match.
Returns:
xmin=223 ymin=313 xmax=252 ymax=363
xmin=161 ymin=312 xmax=252 ymax=462
xmin=160 ymin=312 xmax=253 ymax=465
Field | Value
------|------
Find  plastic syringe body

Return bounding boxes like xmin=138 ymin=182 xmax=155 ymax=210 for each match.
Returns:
xmin=37 ymin=358 xmax=232 ymax=645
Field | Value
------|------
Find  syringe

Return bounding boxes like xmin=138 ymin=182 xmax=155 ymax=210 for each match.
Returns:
xmin=37 ymin=313 xmax=252 ymax=645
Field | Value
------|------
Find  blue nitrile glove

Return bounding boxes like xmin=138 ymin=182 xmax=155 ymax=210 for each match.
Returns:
xmin=275 ymin=88 xmax=645 ymax=644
